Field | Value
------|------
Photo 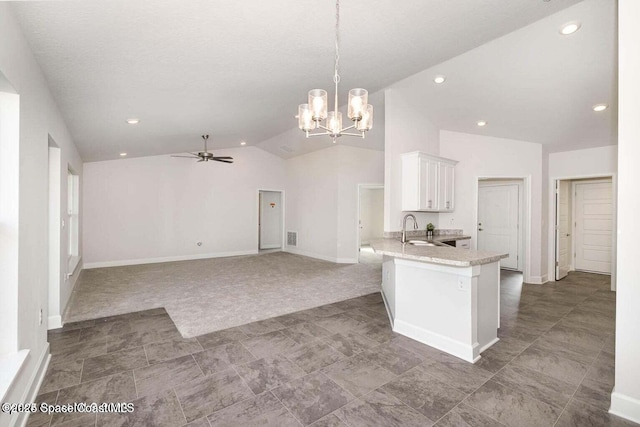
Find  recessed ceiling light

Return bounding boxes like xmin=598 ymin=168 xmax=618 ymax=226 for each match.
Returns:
xmin=126 ymin=118 xmax=140 ymax=124
xmin=433 ymin=75 xmax=446 ymax=84
xmin=477 ymin=120 xmax=488 ymax=127
xmin=592 ymin=103 xmax=608 ymax=112
xmin=240 ymin=141 xmax=247 ymax=146
xmin=119 ymin=152 xmax=127 ymax=156
xmin=560 ymin=22 xmax=581 ymax=35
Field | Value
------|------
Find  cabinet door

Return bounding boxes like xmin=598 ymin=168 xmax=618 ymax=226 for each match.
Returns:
xmin=439 ymin=163 xmax=455 ymax=211
xmin=419 ymin=158 xmax=438 ymax=210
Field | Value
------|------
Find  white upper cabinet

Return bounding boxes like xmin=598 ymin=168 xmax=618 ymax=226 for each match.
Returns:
xmin=401 ymin=152 xmax=458 ymax=212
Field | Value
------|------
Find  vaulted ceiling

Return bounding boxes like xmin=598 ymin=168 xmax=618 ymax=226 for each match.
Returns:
xmin=11 ymin=0 xmax=614 ymax=162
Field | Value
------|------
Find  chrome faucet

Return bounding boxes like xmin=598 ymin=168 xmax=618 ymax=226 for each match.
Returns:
xmin=401 ymin=214 xmax=418 ymax=243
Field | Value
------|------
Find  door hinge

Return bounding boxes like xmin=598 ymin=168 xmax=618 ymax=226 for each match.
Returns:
xmin=555 ymin=261 xmax=559 ymax=266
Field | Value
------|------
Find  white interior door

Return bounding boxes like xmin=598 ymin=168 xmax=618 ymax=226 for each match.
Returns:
xmin=478 ymin=184 xmax=519 ymax=270
xmin=555 ymin=180 xmax=571 ymax=280
xmin=359 ymin=188 xmax=384 ymax=246
xmin=259 ymin=191 xmax=282 ymax=250
xmin=575 ymin=181 xmax=612 ymax=274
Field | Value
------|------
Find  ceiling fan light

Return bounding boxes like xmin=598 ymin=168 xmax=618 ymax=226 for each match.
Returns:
xmin=348 ymin=88 xmax=368 ymax=121
xmin=298 ymin=104 xmax=316 ymax=131
xmin=357 ymin=104 xmax=374 ymax=131
xmin=308 ymin=89 xmax=328 ymax=121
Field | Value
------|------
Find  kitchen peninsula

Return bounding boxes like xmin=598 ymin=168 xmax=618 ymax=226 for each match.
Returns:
xmin=370 ymin=238 xmax=508 ymax=363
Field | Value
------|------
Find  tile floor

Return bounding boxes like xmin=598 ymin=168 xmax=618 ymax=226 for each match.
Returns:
xmin=29 ymin=271 xmax=638 ymax=427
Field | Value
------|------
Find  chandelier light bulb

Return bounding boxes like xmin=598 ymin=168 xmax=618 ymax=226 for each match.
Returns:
xmin=357 ymin=105 xmax=374 ymax=131
xmin=308 ymin=89 xmax=328 ymax=121
xmin=298 ymin=104 xmax=316 ymax=132
xmin=327 ymin=111 xmax=343 ymax=135
xmin=348 ymin=88 xmax=368 ymax=121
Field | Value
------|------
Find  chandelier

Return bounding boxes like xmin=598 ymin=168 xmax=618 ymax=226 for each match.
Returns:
xmin=296 ymin=0 xmax=373 ymax=142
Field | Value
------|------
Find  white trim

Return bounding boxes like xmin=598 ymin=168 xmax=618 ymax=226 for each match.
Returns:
xmin=548 ymin=174 xmax=617 ymax=290
xmin=394 ymin=318 xmax=481 ymax=363
xmin=47 ymin=315 xmax=62 ymax=330
xmin=13 ymin=344 xmax=50 ymax=427
xmin=83 ymin=250 xmax=258 ymax=269
xmin=610 ymin=389 xmax=640 ymax=424
xmin=527 ymin=275 xmax=546 ymax=285
xmin=0 ymin=349 xmax=29 ymax=402
xmin=284 ymin=247 xmax=355 ymax=264
xmin=356 ymin=183 xmax=385 ymax=261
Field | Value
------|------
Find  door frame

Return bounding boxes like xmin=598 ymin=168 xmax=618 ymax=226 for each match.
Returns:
xmin=356 ymin=183 xmax=384 ymax=260
xmin=478 ymin=179 xmax=524 ymax=272
xmin=475 ymin=176 xmax=532 ymax=283
xmin=257 ymin=189 xmax=285 ymax=251
xmin=554 ymin=180 xmax=572 ymax=281
xmin=548 ymin=174 xmax=617 ymax=291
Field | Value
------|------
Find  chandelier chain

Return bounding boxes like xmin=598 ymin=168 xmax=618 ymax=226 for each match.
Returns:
xmin=334 ymin=0 xmax=340 ymax=85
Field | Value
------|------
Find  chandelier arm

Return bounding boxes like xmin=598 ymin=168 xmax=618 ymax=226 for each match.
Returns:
xmin=307 ymin=132 xmax=333 ymax=137
xmin=340 ymin=124 xmax=356 ymax=132
xmin=340 ymin=132 xmax=367 ymax=137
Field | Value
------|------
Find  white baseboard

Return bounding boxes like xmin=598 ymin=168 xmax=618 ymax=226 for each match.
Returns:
xmin=284 ymin=247 xmax=343 ymax=263
xmin=83 ymin=250 xmax=259 ymax=269
xmin=393 ymin=318 xmax=480 ymax=363
xmin=526 ymin=275 xmax=546 ymax=285
xmin=47 ymin=315 xmax=62 ymax=330
xmin=259 ymin=244 xmax=281 ymax=250
xmin=610 ymin=389 xmax=640 ymax=424
xmin=14 ymin=344 xmax=50 ymax=427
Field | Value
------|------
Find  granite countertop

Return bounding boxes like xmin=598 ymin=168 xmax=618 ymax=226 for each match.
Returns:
xmin=370 ymin=238 xmax=508 ymax=267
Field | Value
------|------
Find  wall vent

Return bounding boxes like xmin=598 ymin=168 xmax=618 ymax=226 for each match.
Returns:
xmin=287 ymin=231 xmax=298 ymax=247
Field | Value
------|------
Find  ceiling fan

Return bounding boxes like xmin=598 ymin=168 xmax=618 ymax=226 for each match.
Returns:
xmin=171 ymin=135 xmax=234 ymax=163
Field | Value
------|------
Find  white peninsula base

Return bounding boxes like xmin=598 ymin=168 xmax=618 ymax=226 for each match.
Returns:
xmin=381 ymin=255 xmax=500 ymax=363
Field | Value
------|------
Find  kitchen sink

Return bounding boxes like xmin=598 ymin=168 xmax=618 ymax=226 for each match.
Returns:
xmin=407 ymin=240 xmax=438 ymax=246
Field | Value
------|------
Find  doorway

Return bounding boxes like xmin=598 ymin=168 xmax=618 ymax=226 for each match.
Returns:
xmin=554 ymin=178 xmax=613 ymax=279
xmin=477 ymin=179 xmax=524 ymax=271
xmin=357 ymin=185 xmax=384 ymax=264
xmin=258 ymin=190 xmax=283 ymax=251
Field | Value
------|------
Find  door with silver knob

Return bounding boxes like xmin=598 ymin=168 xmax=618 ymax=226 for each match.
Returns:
xmin=478 ymin=184 xmax=520 ymax=270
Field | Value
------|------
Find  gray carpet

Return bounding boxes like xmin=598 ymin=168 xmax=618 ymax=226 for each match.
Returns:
xmin=66 ymin=252 xmax=382 ymax=338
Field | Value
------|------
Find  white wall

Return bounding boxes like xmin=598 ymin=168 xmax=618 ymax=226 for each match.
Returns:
xmin=549 ymin=145 xmax=618 ymax=178
xmin=547 ymin=145 xmax=618 ymax=286
xmin=284 ymin=147 xmax=340 ymax=261
xmin=611 ymin=0 xmax=640 ymax=422
xmin=0 ymin=4 xmax=83 ymax=424
xmin=384 ymin=86 xmax=440 ymax=232
xmin=336 ymin=146 xmax=385 ymax=261
xmin=285 ymin=145 xmax=384 ymax=263
xmin=439 ymin=130 xmax=544 ymax=283
xmin=82 ymin=146 xmax=286 ymax=267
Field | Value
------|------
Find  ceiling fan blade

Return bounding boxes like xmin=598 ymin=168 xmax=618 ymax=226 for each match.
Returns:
xmin=211 ymin=156 xmax=234 ymax=160
xmin=212 ymin=158 xmax=233 ymax=163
